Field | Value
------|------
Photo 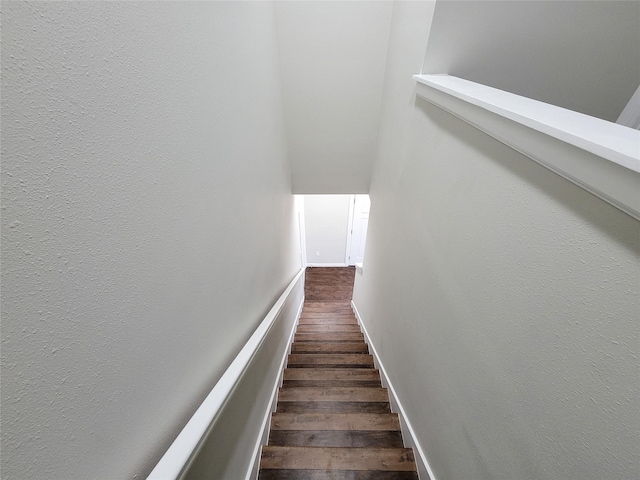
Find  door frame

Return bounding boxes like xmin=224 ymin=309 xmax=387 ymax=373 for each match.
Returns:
xmin=344 ymin=195 xmax=356 ymax=265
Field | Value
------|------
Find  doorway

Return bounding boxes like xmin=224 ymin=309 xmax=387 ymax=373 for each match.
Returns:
xmin=345 ymin=194 xmax=370 ymax=266
xmin=297 ymin=195 xmax=370 ymax=268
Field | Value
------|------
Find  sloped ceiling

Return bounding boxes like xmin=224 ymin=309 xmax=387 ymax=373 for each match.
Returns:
xmin=423 ymin=0 xmax=640 ymax=122
xmin=276 ymin=1 xmax=393 ymax=194
xmin=278 ymin=0 xmax=639 ymax=194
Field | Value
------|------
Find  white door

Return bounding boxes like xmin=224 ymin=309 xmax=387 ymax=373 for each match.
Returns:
xmin=347 ymin=195 xmax=370 ymax=265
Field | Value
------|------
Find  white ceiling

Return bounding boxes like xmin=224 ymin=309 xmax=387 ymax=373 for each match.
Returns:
xmin=423 ymin=0 xmax=640 ymax=122
xmin=275 ymin=1 xmax=393 ymax=194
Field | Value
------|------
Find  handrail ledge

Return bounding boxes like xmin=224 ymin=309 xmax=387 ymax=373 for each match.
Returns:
xmin=413 ymin=74 xmax=640 ymax=221
xmin=147 ymin=268 xmax=305 ymax=480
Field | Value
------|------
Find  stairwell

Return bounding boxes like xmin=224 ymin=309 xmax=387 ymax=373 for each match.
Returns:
xmin=258 ymin=267 xmax=418 ymax=480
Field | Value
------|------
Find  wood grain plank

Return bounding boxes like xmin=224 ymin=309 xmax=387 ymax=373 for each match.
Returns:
xmin=303 ymin=266 xmax=354 ymax=302
xmin=260 ymin=446 xmax=416 ymax=471
xmin=268 ymin=430 xmax=404 ymax=448
xmin=259 ymin=470 xmax=418 ymax=480
xmin=277 ymin=402 xmax=391 ymax=414
xmin=300 ymin=312 xmax=355 ymax=317
xmin=287 ymin=354 xmax=374 ymax=368
xmin=297 ymin=325 xmax=362 ymax=333
xmin=302 ymin=306 xmax=353 ymax=313
xmin=278 ymin=387 xmax=388 ymax=403
xmin=295 ymin=333 xmax=364 ymax=342
xmin=283 ymin=368 xmax=380 ymax=382
xmin=299 ymin=318 xmax=358 ymax=325
xmin=303 ymin=303 xmax=352 ymax=309
xmin=270 ymin=413 xmax=400 ymax=431
xmin=301 ymin=310 xmax=353 ymax=315
xmin=283 ymin=379 xmax=382 ymax=388
xmin=291 ymin=343 xmax=368 ymax=354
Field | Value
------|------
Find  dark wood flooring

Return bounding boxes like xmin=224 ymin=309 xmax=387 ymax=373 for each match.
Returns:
xmin=259 ymin=267 xmax=418 ymax=480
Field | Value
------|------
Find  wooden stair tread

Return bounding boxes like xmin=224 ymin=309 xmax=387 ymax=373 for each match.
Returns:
xmin=297 ymin=325 xmax=362 ymax=333
xmin=283 ymin=380 xmax=382 ymax=388
xmin=271 ymin=413 xmax=399 ymax=431
xmin=283 ymin=368 xmax=379 ymax=381
xmin=260 ymin=446 xmax=416 ymax=471
xmin=277 ymin=402 xmax=391 ymax=414
xmin=292 ymin=343 xmax=369 ymax=354
xmin=283 ymin=369 xmax=381 ymax=388
xmin=302 ymin=310 xmax=354 ymax=315
xmin=279 ymin=387 xmax=388 ymax=402
xmin=299 ymin=318 xmax=358 ymax=325
xmin=259 ymin=471 xmax=418 ymax=480
xmin=268 ymin=430 xmax=404 ymax=448
xmin=295 ymin=333 xmax=364 ymax=342
xmin=288 ymin=354 xmax=374 ymax=368
xmin=303 ymin=301 xmax=352 ymax=305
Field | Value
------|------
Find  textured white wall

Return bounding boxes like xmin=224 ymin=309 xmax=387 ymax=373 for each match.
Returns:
xmin=354 ymin=1 xmax=640 ymax=479
xmin=0 ymin=3 xmax=299 ymax=479
xmin=276 ymin=1 xmax=393 ymax=194
xmin=304 ymin=195 xmax=351 ymax=265
xmin=423 ymin=0 xmax=640 ymax=122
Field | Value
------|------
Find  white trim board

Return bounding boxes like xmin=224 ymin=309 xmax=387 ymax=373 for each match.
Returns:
xmin=245 ymin=295 xmax=304 ymax=480
xmin=148 ymin=269 xmax=305 ymax=480
xmin=345 ymin=194 xmax=356 ymax=265
xmin=351 ymin=301 xmax=437 ymax=480
xmin=414 ymin=74 xmax=640 ymax=221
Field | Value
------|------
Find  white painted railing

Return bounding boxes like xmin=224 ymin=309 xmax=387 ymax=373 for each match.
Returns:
xmin=414 ymin=74 xmax=640 ymax=221
xmin=148 ymin=268 xmax=305 ymax=480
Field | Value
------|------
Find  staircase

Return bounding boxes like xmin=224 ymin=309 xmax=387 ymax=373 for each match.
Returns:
xmin=258 ymin=267 xmax=418 ymax=480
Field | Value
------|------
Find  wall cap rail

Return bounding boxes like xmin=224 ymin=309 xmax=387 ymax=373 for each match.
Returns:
xmin=147 ymin=268 xmax=305 ymax=480
xmin=414 ymin=74 xmax=640 ymax=221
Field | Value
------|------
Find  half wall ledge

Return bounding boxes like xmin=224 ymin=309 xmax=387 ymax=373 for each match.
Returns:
xmin=413 ymin=74 xmax=640 ymax=221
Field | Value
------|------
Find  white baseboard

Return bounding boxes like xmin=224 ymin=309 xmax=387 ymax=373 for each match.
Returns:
xmin=306 ymin=263 xmax=350 ymax=267
xmin=351 ymin=301 xmax=437 ymax=480
xmin=245 ymin=295 xmax=304 ymax=480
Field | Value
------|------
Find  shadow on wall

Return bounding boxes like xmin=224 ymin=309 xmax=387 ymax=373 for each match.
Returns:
xmin=416 ymin=95 xmax=640 ymax=253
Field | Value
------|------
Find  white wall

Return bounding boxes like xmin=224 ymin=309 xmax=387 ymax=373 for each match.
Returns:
xmin=0 ymin=3 xmax=300 ymax=479
xmin=304 ymin=195 xmax=351 ymax=265
xmin=423 ymin=0 xmax=640 ymax=122
xmin=276 ymin=1 xmax=393 ymax=193
xmin=354 ymin=1 xmax=640 ymax=479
